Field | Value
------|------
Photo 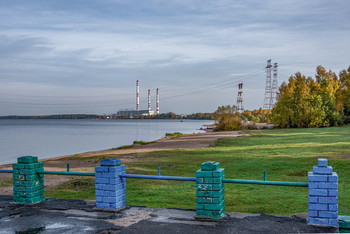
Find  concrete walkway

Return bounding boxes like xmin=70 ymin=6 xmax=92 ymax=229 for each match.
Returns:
xmin=0 ymin=195 xmax=338 ymax=233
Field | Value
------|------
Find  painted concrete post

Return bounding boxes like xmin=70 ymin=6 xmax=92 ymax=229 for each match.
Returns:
xmin=308 ymin=158 xmax=338 ymax=227
xmin=12 ymin=156 xmax=44 ymax=204
xmin=196 ymin=161 xmax=225 ymax=219
xmin=95 ymin=159 xmax=126 ymax=209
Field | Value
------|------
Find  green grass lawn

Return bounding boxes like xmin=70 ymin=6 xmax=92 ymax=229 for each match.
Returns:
xmin=46 ymin=126 xmax=350 ymax=216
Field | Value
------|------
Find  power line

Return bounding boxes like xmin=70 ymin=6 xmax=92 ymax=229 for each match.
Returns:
xmin=0 ymin=69 xmax=265 ymax=109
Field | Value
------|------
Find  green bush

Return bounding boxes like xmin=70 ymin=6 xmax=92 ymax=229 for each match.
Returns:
xmin=213 ymin=105 xmax=242 ymax=131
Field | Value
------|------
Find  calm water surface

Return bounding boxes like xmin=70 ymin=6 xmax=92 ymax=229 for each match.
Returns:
xmin=0 ymin=119 xmax=213 ymax=165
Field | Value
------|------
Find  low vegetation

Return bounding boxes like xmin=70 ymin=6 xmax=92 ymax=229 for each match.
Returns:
xmin=114 ymin=140 xmax=156 ymax=149
xmin=46 ymin=126 xmax=350 ymax=216
xmin=213 ymin=105 xmax=270 ymax=131
xmin=165 ymin=132 xmax=183 ymax=138
xmin=0 ymin=179 xmax=12 ymax=187
xmin=46 ymin=178 xmax=95 ymax=199
xmin=133 ymin=140 xmax=155 ymax=145
xmin=116 ymin=144 xmax=134 ymax=150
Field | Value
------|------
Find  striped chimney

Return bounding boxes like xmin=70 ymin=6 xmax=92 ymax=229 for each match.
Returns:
xmin=136 ymin=80 xmax=139 ymax=111
xmin=156 ymin=88 xmax=159 ymax=114
xmin=148 ymin=89 xmax=151 ymax=111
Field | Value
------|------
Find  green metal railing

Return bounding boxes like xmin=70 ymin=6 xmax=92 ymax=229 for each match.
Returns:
xmin=222 ymin=170 xmax=308 ymax=187
xmin=2 ymin=163 xmax=308 ymax=187
xmin=36 ymin=163 xmax=95 ymax=176
xmin=0 ymin=164 xmax=93 ymax=176
xmin=222 ymin=178 xmax=308 ymax=187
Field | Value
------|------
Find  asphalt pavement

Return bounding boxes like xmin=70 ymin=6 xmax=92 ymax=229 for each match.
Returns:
xmin=0 ymin=195 xmax=338 ymax=233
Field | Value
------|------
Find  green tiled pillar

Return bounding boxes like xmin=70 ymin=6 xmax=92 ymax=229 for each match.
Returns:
xmin=12 ymin=156 xmax=45 ymax=204
xmin=196 ymin=161 xmax=225 ymax=219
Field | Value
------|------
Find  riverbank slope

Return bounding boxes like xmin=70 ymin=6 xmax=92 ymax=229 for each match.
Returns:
xmin=0 ymin=131 xmax=242 ymax=195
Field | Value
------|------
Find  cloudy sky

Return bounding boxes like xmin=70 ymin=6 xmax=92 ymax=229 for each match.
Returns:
xmin=1 ymin=0 xmax=349 ymax=115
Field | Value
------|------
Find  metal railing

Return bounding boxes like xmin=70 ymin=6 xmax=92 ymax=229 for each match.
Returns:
xmin=37 ymin=171 xmax=95 ymax=176
xmin=120 ymin=168 xmax=308 ymax=187
xmin=121 ymin=174 xmax=196 ymax=181
xmin=0 ymin=170 xmax=13 ymax=173
xmin=1 ymin=166 xmax=308 ymax=187
xmin=222 ymin=178 xmax=308 ymax=187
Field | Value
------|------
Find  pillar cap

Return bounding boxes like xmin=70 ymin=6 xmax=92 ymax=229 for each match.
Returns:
xmin=201 ymin=161 xmax=220 ymax=171
xmin=17 ymin=156 xmax=38 ymax=164
xmin=101 ymin=159 xmax=121 ymax=166
xmin=318 ymin=158 xmax=328 ymax=167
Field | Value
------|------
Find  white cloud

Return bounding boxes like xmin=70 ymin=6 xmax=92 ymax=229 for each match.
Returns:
xmin=0 ymin=0 xmax=349 ymax=114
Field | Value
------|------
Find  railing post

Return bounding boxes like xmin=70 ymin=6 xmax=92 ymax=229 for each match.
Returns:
xmin=196 ymin=161 xmax=225 ymax=219
xmin=12 ymin=156 xmax=44 ymax=204
xmin=308 ymin=158 xmax=338 ymax=227
xmin=95 ymin=159 xmax=126 ymax=209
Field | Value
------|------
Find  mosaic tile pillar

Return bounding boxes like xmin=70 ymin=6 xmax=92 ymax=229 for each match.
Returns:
xmin=196 ymin=161 xmax=225 ymax=219
xmin=12 ymin=156 xmax=44 ymax=204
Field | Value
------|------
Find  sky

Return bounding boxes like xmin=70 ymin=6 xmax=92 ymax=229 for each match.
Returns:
xmin=0 ymin=0 xmax=350 ymax=115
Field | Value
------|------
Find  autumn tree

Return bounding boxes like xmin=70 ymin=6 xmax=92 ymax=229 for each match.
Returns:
xmin=337 ymin=66 xmax=350 ymax=124
xmin=314 ymin=66 xmax=340 ymax=126
xmin=271 ymin=66 xmax=346 ymax=128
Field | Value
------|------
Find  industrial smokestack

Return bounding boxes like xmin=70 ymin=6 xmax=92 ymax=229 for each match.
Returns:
xmin=156 ymin=88 xmax=159 ymax=114
xmin=136 ymin=80 xmax=139 ymax=111
xmin=148 ymin=89 xmax=151 ymax=111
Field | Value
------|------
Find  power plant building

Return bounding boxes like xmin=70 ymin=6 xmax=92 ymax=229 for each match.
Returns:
xmin=115 ymin=109 xmax=155 ymax=117
xmin=114 ymin=80 xmax=158 ymax=117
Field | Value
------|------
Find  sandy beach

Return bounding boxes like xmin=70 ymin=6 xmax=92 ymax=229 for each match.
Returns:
xmin=0 ymin=130 xmax=243 ymax=195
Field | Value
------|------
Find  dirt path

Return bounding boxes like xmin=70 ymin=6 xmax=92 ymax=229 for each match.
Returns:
xmin=0 ymin=131 xmax=243 ymax=195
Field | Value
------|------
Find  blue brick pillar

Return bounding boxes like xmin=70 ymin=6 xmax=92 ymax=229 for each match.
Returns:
xmin=95 ymin=159 xmax=126 ymax=209
xmin=308 ymin=158 xmax=338 ymax=227
xmin=196 ymin=161 xmax=225 ymax=219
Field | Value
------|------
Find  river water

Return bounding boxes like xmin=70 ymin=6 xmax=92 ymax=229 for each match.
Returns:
xmin=0 ymin=119 xmax=213 ymax=165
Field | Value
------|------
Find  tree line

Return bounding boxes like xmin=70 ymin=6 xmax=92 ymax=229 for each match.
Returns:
xmin=271 ymin=65 xmax=350 ymax=128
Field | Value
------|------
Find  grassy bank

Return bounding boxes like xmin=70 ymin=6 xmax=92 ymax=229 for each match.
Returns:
xmin=46 ymin=126 xmax=350 ymax=216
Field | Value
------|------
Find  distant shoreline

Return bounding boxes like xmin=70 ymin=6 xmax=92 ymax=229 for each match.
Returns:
xmin=0 ymin=114 xmax=105 ymax=119
xmin=0 ymin=114 xmax=212 ymax=120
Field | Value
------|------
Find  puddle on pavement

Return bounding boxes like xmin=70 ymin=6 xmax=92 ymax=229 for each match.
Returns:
xmin=0 ymin=217 xmax=11 ymax=222
xmin=107 ymin=214 xmax=123 ymax=219
xmin=45 ymin=223 xmax=70 ymax=229
xmin=46 ymin=209 xmax=115 ymax=219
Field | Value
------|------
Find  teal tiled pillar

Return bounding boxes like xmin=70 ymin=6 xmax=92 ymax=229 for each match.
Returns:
xmin=196 ymin=161 xmax=225 ymax=219
xmin=12 ymin=156 xmax=44 ymax=204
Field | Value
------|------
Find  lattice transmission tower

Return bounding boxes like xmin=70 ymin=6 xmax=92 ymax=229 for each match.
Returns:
xmin=236 ymin=83 xmax=244 ymax=113
xmin=263 ymin=59 xmax=278 ymax=109
xmin=272 ymin=63 xmax=278 ymax=104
